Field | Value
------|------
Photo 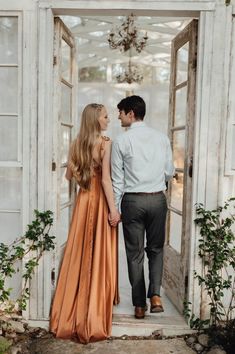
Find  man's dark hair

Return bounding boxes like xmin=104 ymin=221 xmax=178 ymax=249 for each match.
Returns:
xmin=117 ymin=95 xmax=146 ymax=120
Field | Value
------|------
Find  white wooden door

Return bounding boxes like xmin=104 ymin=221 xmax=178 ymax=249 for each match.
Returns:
xmin=52 ymin=17 xmax=77 ymax=274
xmin=163 ymin=20 xmax=198 ymax=313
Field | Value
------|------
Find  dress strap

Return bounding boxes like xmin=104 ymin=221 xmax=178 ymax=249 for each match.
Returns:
xmin=99 ymin=136 xmax=110 ymax=160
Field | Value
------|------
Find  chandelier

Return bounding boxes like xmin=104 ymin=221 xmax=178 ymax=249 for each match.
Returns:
xmin=116 ymin=59 xmax=143 ymax=84
xmin=108 ymin=14 xmax=148 ymax=53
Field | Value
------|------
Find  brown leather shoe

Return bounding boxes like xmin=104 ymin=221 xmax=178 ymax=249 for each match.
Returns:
xmin=150 ymin=295 xmax=164 ymax=313
xmin=135 ymin=306 xmax=147 ymax=319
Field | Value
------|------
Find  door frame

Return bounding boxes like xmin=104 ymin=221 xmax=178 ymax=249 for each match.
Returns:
xmin=35 ymin=0 xmax=232 ymax=321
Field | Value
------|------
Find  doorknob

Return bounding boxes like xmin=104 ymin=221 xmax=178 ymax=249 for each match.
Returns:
xmin=188 ymin=157 xmax=193 ymax=178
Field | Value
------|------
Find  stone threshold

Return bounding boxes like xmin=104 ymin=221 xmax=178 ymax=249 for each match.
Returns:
xmin=27 ymin=315 xmax=195 ymax=338
xmin=112 ymin=314 xmax=196 ymax=337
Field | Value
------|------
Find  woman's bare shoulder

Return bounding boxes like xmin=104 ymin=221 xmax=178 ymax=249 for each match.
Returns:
xmin=100 ymin=136 xmax=112 ymax=157
xmin=101 ymin=135 xmax=111 ymax=142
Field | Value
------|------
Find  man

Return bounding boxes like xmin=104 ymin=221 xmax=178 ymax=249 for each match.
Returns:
xmin=111 ymin=95 xmax=174 ymax=319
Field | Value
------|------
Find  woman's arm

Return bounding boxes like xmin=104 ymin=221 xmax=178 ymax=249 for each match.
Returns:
xmin=101 ymin=140 xmax=120 ymax=224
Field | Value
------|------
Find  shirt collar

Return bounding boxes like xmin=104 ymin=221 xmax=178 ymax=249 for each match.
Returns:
xmin=129 ymin=121 xmax=146 ymax=129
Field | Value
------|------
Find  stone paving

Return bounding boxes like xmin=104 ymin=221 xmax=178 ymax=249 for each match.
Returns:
xmin=26 ymin=337 xmax=196 ymax=354
xmin=0 ymin=316 xmax=229 ymax=354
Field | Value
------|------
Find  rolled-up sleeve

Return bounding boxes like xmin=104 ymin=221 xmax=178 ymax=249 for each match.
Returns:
xmin=111 ymin=139 xmax=125 ymax=210
xmin=165 ymin=137 xmax=175 ymax=181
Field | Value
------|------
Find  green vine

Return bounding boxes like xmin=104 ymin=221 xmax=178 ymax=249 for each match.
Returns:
xmin=0 ymin=210 xmax=55 ymax=313
xmin=194 ymin=198 xmax=235 ymax=327
xmin=183 ymin=300 xmax=210 ymax=331
xmin=184 ymin=198 xmax=235 ymax=353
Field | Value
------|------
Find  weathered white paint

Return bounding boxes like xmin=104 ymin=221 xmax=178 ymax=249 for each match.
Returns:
xmin=225 ymin=16 xmax=235 ymax=176
xmin=189 ymin=4 xmax=234 ymax=319
xmin=52 ymin=16 xmax=77 ymax=297
xmin=33 ymin=7 xmax=54 ymax=319
xmin=21 ymin=7 xmax=38 ymax=319
xmin=188 ymin=11 xmax=210 ymax=318
xmin=0 ymin=0 xmax=35 ymax=11
xmin=0 ymin=0 xmax=234 ymax=328
xmin=164 ymin=19 xmax=198 ymax=313
xmin=0 ymin=10 xmax=24 ymax=299
xmin=39 ymin=0 xmax=216 ymax=13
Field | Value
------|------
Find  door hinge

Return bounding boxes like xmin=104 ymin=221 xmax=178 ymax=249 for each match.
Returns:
xmin=53 ymin=55 xmax=57 ymax=66
xmin=51 ymin=268 xmax=55 ymax=286
xmin=52 ymin=161 xmax=56 ymax=171
xmin=188 ymin=157 xmax=193 ymax=178
xmin=192 ymin=57 xmax=197 ymax=70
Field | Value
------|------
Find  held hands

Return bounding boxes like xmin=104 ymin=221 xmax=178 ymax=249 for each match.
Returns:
xmin=108 ymin=210 xmax=121 ymax=227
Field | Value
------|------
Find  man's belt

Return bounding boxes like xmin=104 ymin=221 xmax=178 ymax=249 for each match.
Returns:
xmin=124 ymin=191 xmax=163 ymax=195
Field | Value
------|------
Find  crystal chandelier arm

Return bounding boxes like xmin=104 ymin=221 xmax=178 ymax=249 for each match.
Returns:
xmin=107 ymin=14 xmax=148 ymax=53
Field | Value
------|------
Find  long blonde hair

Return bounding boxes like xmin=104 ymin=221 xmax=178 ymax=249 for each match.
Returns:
xmin=69 ymin=103 xmax=104 ymax=190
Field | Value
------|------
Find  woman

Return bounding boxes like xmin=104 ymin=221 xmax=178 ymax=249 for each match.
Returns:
xmin=50 ymin=103 xmax=120 ymax=343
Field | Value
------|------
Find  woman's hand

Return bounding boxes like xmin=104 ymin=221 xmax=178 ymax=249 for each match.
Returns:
xmin=108 ymin=210 xmax=121 ymax=227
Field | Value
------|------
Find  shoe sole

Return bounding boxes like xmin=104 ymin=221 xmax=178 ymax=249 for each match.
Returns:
xmin=150 ymin=306 xmax=164 ymax=313
xmin=135 ymin=315 xmax=145 ymax=319
xmin=135 ymin=305 xmax=148 ymax=319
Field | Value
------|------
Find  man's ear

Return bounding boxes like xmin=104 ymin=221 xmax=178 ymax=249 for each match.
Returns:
xmin=129 ymin=110 xmax=135 ymax=121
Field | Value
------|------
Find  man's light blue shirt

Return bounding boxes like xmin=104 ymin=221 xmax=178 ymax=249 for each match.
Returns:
xmin=111 ymin=121 xmax=175 ymax=209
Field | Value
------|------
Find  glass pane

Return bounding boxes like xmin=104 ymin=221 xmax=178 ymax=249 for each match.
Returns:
xmin=62 ymin=39 xmax=71 ymax=82
xmin=60 ymin=167 xmax=70 ymax=205
xmin=171 ymin=172 xmax=184 ymax=212
xmin=61 ymin=126 xmax=71 ymax=165
xmin=0 ymin=168 xmax=22 ymax=210
xmin=0 ymin=17 xmax=18 ymax=64
xmin=175 ymin=85 xmax=187 ymax=126
xmin=61 ymin=82 xmax=71 ymax=123
xmin=58 ymin=206 xmax=70 ymax=246
xmin=176 ymin=42 xmax=189 ymax=85
xmin=0 ymin=67 xmax=18 ymax=113
xmin=173 ymin=130 xmax=185 ymax=169
xmin=169 ymin=211 xmax=182 ymax=253
xmin=0 ymin=116 xmax=18 ymax=161
xmin=0 ymin=212 xmax=21 ymax=244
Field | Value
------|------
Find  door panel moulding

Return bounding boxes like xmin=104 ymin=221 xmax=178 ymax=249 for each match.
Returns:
xmin=35 ymin=7 xmax=54 ymax=320
xmin=52 ymin=10 xmax=200 ymax=18
xmin=187 ymin=12 xmax=213 ymax=319
xmin=39 ymin=1 xmax=215 ymax=15
xmin=0 ymin=0 xmax=37 ymax=11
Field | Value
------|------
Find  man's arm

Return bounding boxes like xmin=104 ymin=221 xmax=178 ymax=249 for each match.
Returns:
xmin=111 ymin=139 xmax=125 ymax=211
xmin=165 ymin=137 xmax=175 ymax=181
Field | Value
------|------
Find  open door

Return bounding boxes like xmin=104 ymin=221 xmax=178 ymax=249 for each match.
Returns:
xmin=163 ymin=20 xmax=198 ymax=312
xmin=52 ymin=17 xmax=78 ymax=277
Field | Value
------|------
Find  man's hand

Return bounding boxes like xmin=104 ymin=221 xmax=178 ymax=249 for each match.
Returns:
xmin=108 ymin=210 xmax=121 ymax=227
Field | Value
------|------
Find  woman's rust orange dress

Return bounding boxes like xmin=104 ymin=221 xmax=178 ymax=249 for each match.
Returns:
xmin=50 ymin=139 xmax=119 ymax=343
